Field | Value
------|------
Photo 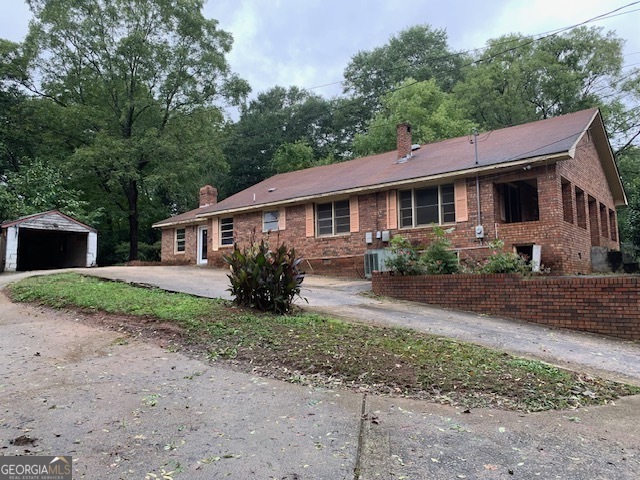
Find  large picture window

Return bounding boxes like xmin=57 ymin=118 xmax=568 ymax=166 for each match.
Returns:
xmin=175 ymin=228 xmax=186 ymax=252
xmin=263 ymin=211 xmax=279 ymax=232
xmin=220 ymin=217 xmax=234 ymax=246
xmin=317 ymin=200 xmax=350 ymax=236
xmin=399 ymin=184 xmax=455 ymax=228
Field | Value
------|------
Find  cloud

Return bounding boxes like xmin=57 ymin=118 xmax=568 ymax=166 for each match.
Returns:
xmin=2 ymin=0 xmax=638 ymax=100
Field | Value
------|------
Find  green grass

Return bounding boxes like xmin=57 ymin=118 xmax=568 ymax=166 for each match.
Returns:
xmin=8 ymin=273 xmax=640 ymax=412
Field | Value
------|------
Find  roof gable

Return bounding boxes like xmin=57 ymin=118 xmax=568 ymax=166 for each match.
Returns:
xmin=1 ymin=210 xmax=96 ymax=232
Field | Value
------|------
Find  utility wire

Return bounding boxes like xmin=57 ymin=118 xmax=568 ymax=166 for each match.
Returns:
xmin=305 ymin=2 xmax=640 ymax=93
xmin=221 ymin=1 xmax=640 ymax=150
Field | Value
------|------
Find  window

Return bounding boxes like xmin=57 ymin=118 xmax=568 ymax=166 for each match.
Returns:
xmin=609 ymin=209 xmax=617 ymax=241
xmin=496 ymin=180 xmax=539 ymax=223
xmin=263 ymin=210 xmax=279 ymax=232
xmin=316 ymin=200 xmax=350 ymax=236
xmin=175 ymin=228 xmax=186 ymax=253
xmin=575 ymin=187 xmax=586 ymax=229
xmin=220 ymin=217 xmax=233 ymax=246
xmin=599 ymin=203 xmax=608 ymax=238
xmin=561 ymin=178 xmax=573 ymax=224
xmin=399 ymin=184 xmax=455 ymax=228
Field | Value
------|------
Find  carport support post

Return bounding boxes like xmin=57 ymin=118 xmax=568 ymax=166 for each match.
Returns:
xmin=126 ymin=179 xmax=139 ymax=261
xmin=4 ymin=226 xmax=18 ymax=272
xmin=87 ymin=232 xmax=98 ymax=267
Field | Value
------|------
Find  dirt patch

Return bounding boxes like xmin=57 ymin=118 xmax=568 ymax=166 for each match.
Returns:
xmin=29 ymin=300 xmax=639 ymax=414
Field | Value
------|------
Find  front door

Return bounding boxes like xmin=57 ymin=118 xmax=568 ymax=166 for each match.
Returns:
xmin=197 ymin=226 xmax=208 ymax=265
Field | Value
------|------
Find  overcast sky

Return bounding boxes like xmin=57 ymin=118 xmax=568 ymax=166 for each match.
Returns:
xmin=1 ymin=0 xmax=639 ymax=100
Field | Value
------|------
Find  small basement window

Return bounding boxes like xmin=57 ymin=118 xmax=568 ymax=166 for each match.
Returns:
xmin=496 ymin=179 xmax=539 ymax=223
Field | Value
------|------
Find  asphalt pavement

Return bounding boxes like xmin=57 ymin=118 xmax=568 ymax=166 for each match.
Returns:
xmin=1 ymin=266 xmax=640 ymax=479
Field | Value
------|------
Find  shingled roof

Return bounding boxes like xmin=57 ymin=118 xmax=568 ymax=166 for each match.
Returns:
xmin=154 ymin=108 xmax=624 ymax=228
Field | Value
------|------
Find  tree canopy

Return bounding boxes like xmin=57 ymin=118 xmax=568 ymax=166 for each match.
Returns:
xmin=353 ymin=79 xmax=476 ymax=156
xmin=455 ymin=27 xmax=625 ymax=130
xmin=223 ymin=86 xmax=338 ymax=194
xmin=2 ymin=12 xmax=640 ymax=259
xmin=13 ymin=0 xmax=249 ymax=261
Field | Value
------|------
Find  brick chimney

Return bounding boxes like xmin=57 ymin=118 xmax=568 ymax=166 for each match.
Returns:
xmin=397 ymin=123 xmax=412 ymax=160
xmin=199 ymin=185 xmax=218 ymax=207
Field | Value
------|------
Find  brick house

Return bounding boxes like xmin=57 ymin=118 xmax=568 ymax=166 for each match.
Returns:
xmin=153 ymin=108 xmax=626 ymax=277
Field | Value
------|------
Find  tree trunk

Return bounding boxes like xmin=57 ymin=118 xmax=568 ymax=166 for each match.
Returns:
xmin=126 ymin=179 xmax=139 ymax=261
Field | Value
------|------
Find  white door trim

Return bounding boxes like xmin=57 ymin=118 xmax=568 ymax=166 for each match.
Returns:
xmin=197 ymin=225 xmax=208 ymax=265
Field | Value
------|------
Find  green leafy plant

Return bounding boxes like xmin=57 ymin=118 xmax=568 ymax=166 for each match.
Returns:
xmin=419 ymin=226 xmax=459 ymax=274
xmin=385 ymin=235 xmax=425 ymax=275
xmin=223 ymin=239 xmax=305 ymax=314
xmin=478 ymin=240 xmax=531 ymax=274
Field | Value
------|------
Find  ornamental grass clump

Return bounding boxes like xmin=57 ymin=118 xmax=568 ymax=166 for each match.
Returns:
xmin=223 ymin=239 xmax=305 ymax=314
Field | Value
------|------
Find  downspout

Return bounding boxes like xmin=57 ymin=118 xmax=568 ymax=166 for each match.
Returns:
xmin=473 ymin=130 xmax=482 ymax=237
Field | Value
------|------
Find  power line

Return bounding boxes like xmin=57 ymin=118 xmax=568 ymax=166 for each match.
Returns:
xmin=304 ymin=2 xmax=640 ymax=93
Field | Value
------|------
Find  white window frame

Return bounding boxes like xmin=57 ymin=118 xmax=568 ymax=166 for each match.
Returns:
xmin=316 ymin=200 xmax=350 ymax=237
xmin=175 ymin=228 xmax=186 ymax=253
xmin=399 ymin=184 xmax=455 ymax=228
xmin=262 ymin=210 xmax=279 ymax=232
xmin=220 ymin=217 xmax=234 ymax=246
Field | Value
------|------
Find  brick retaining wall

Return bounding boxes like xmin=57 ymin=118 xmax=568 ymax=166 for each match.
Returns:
xmin=372 ymin=272 xmax=640 ymax=340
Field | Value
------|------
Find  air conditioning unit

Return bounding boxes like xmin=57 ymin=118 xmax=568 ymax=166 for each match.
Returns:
xmin=363 ymin=249 xmax=393 ymax=279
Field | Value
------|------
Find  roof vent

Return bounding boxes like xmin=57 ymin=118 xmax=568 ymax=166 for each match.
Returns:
xmin=268 ymin=187 xmax=276 ymax=192
xmin=411 ymin=144 xmax=420 ymax=151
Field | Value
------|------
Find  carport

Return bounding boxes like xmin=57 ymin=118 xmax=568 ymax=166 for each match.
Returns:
xmin=1 ymin=210 xmax=97 ymax=272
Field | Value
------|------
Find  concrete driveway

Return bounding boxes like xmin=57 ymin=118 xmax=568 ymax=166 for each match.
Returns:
xmin=2 ymin=266 xmax=640 ymax=479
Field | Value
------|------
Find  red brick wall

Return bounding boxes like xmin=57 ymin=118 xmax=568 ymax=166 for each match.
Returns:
xmin=555 ymin=133 xmax=620 ymax=273
xmin=372 ymin=272 xmax=640 ymax=340
xmin=160 ymin=132 xmax=620 ymax=277
xmin=160 ymin=225 xmax=201 ymax=265
xmin=206 ymin=196 xmax=386 ymax=277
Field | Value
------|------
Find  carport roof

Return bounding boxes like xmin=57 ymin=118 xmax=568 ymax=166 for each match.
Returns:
xmin=1 ymin=210 xmax=97 ymax=232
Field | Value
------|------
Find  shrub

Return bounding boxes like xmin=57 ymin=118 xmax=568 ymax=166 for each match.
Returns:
xmin=223 ymin=239 xmax=305 ymax=314
xmin=478 ymin=240 xmax=531 ymax=274
xmin=385 ymin=235 xmax=425 ymax=275
xmin=419 ymin=226 xmax=459 ymax=274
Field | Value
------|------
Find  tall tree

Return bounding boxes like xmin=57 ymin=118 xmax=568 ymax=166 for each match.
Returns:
xmin=270 ymin=140 xmax=316 ymax=174
xmin=353 ymin=79 xmax=476 ymax=156
xmin=342 ymin=25 xmax=464 ymax=124
xmin=223 ymin=86 xmax=335 ymax=195
xmin=616 ymin=147 xmax=640 ymax=256
xmin=17 ymin=0 xmax=249 ymax=260
xmin=0 ymin=158 xmax=98 ymax=223
xmin=454 ymin=27 xmax=626 ymax=131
